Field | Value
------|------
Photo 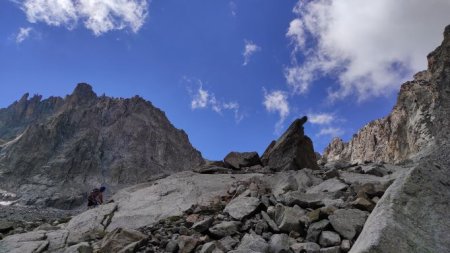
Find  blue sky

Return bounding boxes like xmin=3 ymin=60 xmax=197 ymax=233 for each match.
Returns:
xmin=1 ymin=0 xmax=450 ymax=160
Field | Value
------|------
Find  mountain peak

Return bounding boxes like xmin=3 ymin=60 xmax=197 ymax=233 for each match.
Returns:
xmin=67 ymin=83 xmax=97 ymax=104
xmin=72 ymin=83 xmax=96 ymax=97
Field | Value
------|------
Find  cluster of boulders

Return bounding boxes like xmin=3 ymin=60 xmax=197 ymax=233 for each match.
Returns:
xmin=130 ymin=162 xmax=401 ymax=253
xmin=195 ymin=117 xmax=318 ymax=175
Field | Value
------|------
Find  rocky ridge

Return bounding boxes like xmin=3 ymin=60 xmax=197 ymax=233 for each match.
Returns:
xmin=0 ymin=84 xmax=204 ymax=209
xmin=322 ymin=25 xmax=450 ymax=164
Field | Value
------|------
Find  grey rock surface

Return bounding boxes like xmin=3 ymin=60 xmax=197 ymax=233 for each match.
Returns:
xmin=223 ymin=196 xmax=261 ymax=220
xmin=108 ymin=172 xmax=261 ymax=230
xmin=269 ymin=233 xmax=290 ymax=253
xmin=63 ymin=242 xmax=93 ymax=253
xmin=99 ymin=227 xmax=147 ymax=253
xmin=306 ymin=219 xmax=330 ymax=243
xmin=209 ymin=221 xmax=241 ymax=238
xmin=306 ymin=178 xmax=347 ymax=195
xmin=329 ymin=209 xmax=368 ymax=240
xmin=235 ymin=233 xmax=269 ymax=253
xmin=65 ymin=203 xmax=118 ymax=244
xmin=319 ymin=231 xmax=341 ymax=247
xmin=290 ymin=242 xmax=320 ymax=253
xmin=0 ymin=230 xmax=48 ymax=253
xmin=350 ymin=146 xmax=450 ymax=253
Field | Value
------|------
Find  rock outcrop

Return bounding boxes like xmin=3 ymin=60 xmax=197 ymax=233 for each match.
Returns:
xmin=262 ymin=116 xmax=319 ymax=171
xmin=0 ymin=84 xmax=203 ymax=209
xmin=322 ymin=25 xmax=450 ymax=164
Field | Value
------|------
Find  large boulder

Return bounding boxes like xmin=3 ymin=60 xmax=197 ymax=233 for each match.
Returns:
xmin=350 ymin=148 xmax=450 ymax=253
xmin=224 ymin=152 xmax=261 ymax=169
xmin=108 ymin=172 xmax=262 ymax=230
xmin=261 ymin=117 xmax=319 ymax=171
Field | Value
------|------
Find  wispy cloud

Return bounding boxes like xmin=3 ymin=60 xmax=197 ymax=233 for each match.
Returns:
xmin=242 ymin=40 xmax=261 ymax=66
xmin=18 ymin=0 xmax=149 ymax=36
xmin=16 ymin=27 xmax=33 ymax=43
xmin=317 ymin=127 xmax=344 ymax=137
xmin=308 ymin=113 xmax=334 ymax=125
xmin=263 ymin=89 xmax=290 ymax=133
xmin=229 ymin=1 xmax=237 ymax=16
xmin=286 ymin=0 xmax=450 ymax=101
xmin=189 ymin=79 xmax=244 ymax=123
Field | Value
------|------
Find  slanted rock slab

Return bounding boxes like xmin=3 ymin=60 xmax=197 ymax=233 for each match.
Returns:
xmin=65 ymin=203 xmax=118 ymax=244
xmin=306 ymin=178 xmax=348 ymax=195
xmin=224 ymin=196 xmax=261 ymax=220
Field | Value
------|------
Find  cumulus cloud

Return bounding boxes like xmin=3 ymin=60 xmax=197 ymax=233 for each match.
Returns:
xmin=317 ymin=127 xmax=344 ymax=137
xmin=263 ymin=89 xmax=290 ymax=132
xmin=190 ymin=83 xmax=244 ymax=123
xmin=16 ymin=27 xmax=33 ymax=43
xmin=243 ymin=40 xmax=261 ymax=66
xmin=308 ymin=113 xmax=334 ymax=125
xmin=286 ymin=0 xmax=450 ymax=100
xmin=19 ymin=0 xmax=148 ymax=36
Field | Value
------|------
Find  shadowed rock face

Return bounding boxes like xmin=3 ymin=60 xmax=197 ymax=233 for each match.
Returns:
xmin=323 ymin=25 xmax=450 ymax=164
xmin=262 ymin=116 xmax=319 ymax=171
xmin=0 ymin=83 xmax=204 ymax=209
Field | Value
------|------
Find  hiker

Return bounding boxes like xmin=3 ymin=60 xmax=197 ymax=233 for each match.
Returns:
xmin=87 ymin=186 xmax=105 ymax=208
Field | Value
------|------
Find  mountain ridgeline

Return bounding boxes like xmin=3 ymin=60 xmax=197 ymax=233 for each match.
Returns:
xmin=0 ymin=84 xmax=204 ymax=209
xmin=322 ymin=25 xmax=450 ymax=165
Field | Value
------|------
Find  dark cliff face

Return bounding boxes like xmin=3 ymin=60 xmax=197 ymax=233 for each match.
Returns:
xmin=322 ymin=25 xmax=450 ymax=164
xmin=0 ymin=83 xmax=204 ymax=209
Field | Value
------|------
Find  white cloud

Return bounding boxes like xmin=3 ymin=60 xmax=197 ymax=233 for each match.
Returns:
xmin=243 ymin=40 xmax=261 ymax=66
xmin=287 ymin=0 xmax=450 ymax=100
xmin=16 ymin=27 xmax=33 ymax=43
xmin=263 ymin=90 xmax=290 ymax=132
xmin=286 ymin=18 xmax=305 ymax=52
xmin=191 ymin=86 xmax=209 ymax=109
xmin=190 ymin=83 xmax=244 ymax=123
xmin=308 ymin=113 xmax=334 ymax=125
xmin=19 ymin=0 xmax=148 ymax=36
xmin=317 ymin=127 xmax=344 ymax=137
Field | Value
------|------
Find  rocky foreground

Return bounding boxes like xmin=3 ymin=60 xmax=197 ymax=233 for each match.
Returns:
xmin=0 ymin=159 xmax=409 ymax=253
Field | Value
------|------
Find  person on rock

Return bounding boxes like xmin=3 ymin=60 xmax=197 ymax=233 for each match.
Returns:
xmin=87 ymin=186 xmax=105 ymax=208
